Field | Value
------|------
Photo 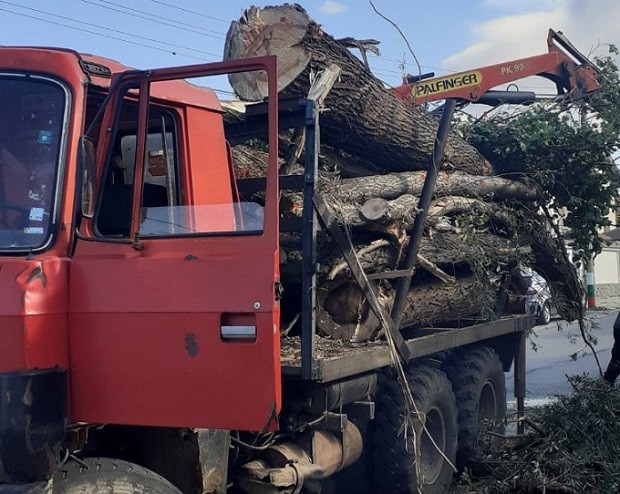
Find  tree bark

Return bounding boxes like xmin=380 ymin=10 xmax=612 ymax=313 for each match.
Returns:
xmin=224 ymin=4 xmax=492 ymax=176
xmin=400 ymin=276 xmax=496 ymax=329
xmin=316 ymin=231 xmax=528 ymax=279
xmin=328 ymin=170 xmax=542 ymax=203
xmin=322 ymin=194 xmax=518 ymax=234
xmin=316 ymin=275 xmax=497 ymax=341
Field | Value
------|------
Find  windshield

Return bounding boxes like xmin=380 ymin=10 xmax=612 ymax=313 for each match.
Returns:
xmin=0 ymin=75 xmax=66 ymax=250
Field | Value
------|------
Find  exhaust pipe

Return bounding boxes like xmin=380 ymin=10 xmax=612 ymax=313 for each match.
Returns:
xmin=237 ymin=421 xmax=363 ymax=493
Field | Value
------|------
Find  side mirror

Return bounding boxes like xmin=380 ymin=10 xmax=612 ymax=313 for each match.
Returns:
xmin=79 ymin=137 xmax=96 ymax=218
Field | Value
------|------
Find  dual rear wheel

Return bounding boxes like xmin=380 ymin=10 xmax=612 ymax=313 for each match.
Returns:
xmin=372 ymin=346 xmax=506 ymax=493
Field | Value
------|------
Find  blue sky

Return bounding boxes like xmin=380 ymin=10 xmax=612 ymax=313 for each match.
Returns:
xmin=1 ymin=1 xmax=617 ymax=96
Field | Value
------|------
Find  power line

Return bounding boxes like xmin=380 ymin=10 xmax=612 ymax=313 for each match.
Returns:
xmin=368 ymin=53 xmax=449 ymax=76
xmin=143 ymin=0 xmax=230 ymax=24
xmin=0 ymin=1 xmax=221 ymax=60
xmin=79 ymin=0 xmax=225 ymax=39
xmin=0 ymin=5 xmax=208 ymax=62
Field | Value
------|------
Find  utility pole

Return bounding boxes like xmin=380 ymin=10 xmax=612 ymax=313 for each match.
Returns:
xmin=585 ymin=254 xmax=596 ymax=308
xmin=580 ymin=102 xmax=596 ymax=308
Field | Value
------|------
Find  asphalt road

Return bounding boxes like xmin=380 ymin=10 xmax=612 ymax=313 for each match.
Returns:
xmin=505 ymin=308 xmax=617 ymax=404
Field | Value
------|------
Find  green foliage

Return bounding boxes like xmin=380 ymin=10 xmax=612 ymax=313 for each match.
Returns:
xmin=452 ymin=376 xmax=620 ymax=493
xmin=461 ymin=46 xmax=620 ymax=262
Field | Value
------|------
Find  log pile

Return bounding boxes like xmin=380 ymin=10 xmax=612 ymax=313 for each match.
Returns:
xmin=223 ymin=4 xmax=582 ymax=342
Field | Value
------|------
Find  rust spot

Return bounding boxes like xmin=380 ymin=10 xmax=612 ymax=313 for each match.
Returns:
xmin=185 ymin=332 xmax=199 ymax=357
xmin=27 ymin=266 xmax=47 ymax=287
xmin=18 ymin=264 xmax=47 ymax=287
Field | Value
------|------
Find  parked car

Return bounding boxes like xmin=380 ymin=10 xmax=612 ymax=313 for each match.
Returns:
xmin=522 ymin=270 xmax=554 ymax=325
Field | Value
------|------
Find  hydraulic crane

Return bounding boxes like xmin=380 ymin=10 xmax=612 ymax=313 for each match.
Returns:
xmin=391 ymin=29 xmax=601 ymax=106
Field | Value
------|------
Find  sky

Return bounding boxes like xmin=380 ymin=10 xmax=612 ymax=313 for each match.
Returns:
xmin=1 ymin=0 xmax=618 ymax=99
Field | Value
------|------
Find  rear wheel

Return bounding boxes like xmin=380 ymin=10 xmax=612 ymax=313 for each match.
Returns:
xmin=372 ymin=364 xmax=457 ymax=494
xmin=53 ymin=457 xmax=182 ymax=494
xmin=444 ymin=346 xmax=507 ymax=469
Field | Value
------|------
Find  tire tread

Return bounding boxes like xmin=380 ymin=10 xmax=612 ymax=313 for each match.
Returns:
xmin=54 ymin=457 xmax=182 ymax=494
xmin=444 ymin=346 xmax=506 ymax=469
xmin=372 ymin=364 xmax=457 ymax=494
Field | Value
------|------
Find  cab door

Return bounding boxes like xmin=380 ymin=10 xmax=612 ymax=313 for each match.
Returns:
xmin=69 ymin=58 xmax=281 ymax=431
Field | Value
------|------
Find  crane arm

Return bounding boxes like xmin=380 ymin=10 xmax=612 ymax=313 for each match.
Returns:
xmin=391 ymin=29 xmax=601 ymax=106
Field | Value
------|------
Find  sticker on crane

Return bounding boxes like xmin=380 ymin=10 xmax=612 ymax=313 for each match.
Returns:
xmin=411 ymin=71 xmax=482 ymax=99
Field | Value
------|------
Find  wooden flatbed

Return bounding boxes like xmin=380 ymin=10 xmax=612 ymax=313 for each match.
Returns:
xmin=281 ymin=315 xmax=532 ymax=382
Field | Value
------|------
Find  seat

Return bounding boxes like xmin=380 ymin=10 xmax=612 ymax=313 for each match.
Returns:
xmin=97 ymin=183 xmax=168 ymax=237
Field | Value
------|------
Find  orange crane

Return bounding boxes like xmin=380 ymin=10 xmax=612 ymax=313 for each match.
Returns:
xmin=391 ymin=29 xmax=601 ymax=106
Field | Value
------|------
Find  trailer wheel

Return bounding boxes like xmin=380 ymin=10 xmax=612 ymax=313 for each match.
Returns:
xmin=372 ymin=364 xmax=457 ymax=494
xmin=444 ymin=346 xmax=507 ymax=469
xmin=53 ymin=457 xmax=182 ymax=494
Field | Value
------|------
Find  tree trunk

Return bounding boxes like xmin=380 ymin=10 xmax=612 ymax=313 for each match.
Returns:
xmin=224 ymin=4 xmax=492 ymax=176
xmin=316 ymin=275 xmax=497 ymax=341
xmin=321 ymin=194 xmax=518 ymax=234
xmin=328 ymin=170 xmax=542 ymax=203
xmin=400 ymin=276 xmax=496 ymax=328
xmin=315 ymin=230 xmax=528 ymax=281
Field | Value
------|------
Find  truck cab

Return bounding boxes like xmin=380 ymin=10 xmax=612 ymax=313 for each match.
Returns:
xmin=0 ymin=48 xmax=282 ymax=488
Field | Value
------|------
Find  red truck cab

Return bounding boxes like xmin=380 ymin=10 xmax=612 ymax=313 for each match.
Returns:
xmin=0 ymin=48 xmax=281 ymax=486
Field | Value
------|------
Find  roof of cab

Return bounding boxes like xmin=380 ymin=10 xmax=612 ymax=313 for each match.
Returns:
xmin=79 ymin=52 xmax=222 ymax=111
xmin=0 ymin=47 xmax=221 ymax=111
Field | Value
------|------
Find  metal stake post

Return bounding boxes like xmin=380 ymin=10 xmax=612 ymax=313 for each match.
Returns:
xmin=390 ymin=99 xmax=457 ymax=329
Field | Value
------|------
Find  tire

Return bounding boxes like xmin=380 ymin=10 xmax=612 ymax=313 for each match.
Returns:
xmin=444 ymin=346 xmax=507 ymax=469
xmin=53 ymin=457 xmax=183 ymax=494
xmin=372 ymin=364 xmax=457 ymax=494
xmin=537 ymin=302 xmax=551 ymax=325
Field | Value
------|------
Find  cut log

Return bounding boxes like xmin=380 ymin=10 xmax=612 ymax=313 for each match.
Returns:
xmin=312 ymin=229 xmax=528 ymax=341
xmin=224 ymin=4 xmax=492 ymax=176
xmin=316 ymin=231 xmax=529 ymax=279
xmin=316 ymin=277 xmax=391 ymax=342
xmin=316 ymin=275 xmax=497 ymax=341
xmin=328 ymin=171 xmax=543 ymax=203
xmin=324 ymin=194 xmax=518 ymax=234
xmin=527 ymin=218 xmax=583 ymax=322
xmin=400 ymin=276 xmax=497 ymax=329
xmin=308 ymin=193 xmax=418 ymax=237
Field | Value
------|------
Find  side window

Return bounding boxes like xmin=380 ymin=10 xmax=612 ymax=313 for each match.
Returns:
xmin=95 ymin=95 xmax=177 ymax=238
xmin=93 ymin=78 xmax=266 ymax=240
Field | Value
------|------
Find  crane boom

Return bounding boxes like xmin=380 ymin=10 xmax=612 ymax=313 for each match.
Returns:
xmin=391 ymin=29 xmax=601 ymax=105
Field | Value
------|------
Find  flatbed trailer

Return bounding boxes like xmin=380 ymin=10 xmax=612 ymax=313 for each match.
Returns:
xmin=280 ymin=316 xmax=530 ymax=383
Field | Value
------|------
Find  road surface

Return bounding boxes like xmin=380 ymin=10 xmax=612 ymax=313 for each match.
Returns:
xmin=506 ymin=308 xmax=616 ymax=405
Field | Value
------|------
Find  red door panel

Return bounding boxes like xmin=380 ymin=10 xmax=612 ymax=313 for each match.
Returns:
xmin=68 ymin=238 xmax=280 ymax=431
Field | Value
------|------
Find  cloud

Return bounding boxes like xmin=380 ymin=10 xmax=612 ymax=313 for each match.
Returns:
xmin=444 ymin=0 xmax=619 ymax=72
xmin=319 ymin=1 xmax=347 ymax=15
xmin=482 ymin=0 xmax=562 ymax=11
xmin=444 ymin=11 xmax=566 ymax=69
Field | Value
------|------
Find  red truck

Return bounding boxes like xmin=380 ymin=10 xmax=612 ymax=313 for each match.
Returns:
xmin=0 ymin=46 xmax=555 ymax=494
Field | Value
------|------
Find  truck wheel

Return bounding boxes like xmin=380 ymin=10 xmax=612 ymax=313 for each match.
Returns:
xmin=53 ymin=457 xmax=182 ymax=494
xmin=444 ymin=346 xmax=506 ymax=469
xmin=537 ymin=302 xmax=551 ymax=325
xmin=372 ymin=364 xmax=457 ymax=494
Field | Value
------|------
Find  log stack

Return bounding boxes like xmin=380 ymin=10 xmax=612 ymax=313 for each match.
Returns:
xmin=223 ymin=4 xmax=582 ymax=342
